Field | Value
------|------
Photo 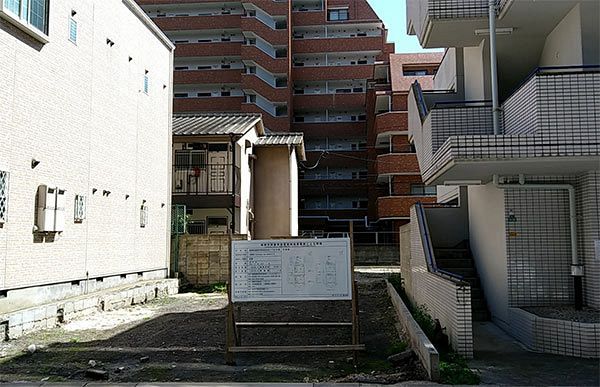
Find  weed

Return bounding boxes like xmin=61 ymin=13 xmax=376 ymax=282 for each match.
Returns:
xmin=386 ymin=340 xmax=408 ymax=356
xmin=439 ymin=353 xmax=480 ymax=385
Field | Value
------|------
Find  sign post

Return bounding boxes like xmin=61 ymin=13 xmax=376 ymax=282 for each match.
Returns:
xmin=225 ymin=236 xmax=363 ymax=364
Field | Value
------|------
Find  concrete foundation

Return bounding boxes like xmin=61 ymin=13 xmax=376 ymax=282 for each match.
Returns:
xmin=0 ymin=278 xmax=178 ymax=340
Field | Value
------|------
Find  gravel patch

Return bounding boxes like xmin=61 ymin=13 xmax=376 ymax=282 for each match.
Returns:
xmin=523 ymin=306 xmax=600 ymax=323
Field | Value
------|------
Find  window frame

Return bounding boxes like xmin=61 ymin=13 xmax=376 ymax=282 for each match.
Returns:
xmin=0 ymin=0 xmax=50 ymax=43
xmin=327 ymin=8 xmax=349 ymax=21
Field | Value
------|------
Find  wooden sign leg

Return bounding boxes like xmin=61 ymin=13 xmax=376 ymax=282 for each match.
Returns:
xmin=349 ymin=221 xmax=359 ymax=367
xmin=225 ymin=233 xmax=236 ymax=365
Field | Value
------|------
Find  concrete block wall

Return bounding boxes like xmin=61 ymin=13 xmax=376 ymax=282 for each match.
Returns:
xmin=1 ymin=278 xmax=178 ymax=340
xmin=177 ymin=234 xmax=247 ymax=285
xmin=404 ymin=206 xmax=473 ymax=358
xmin=0 ymin=0 xmax=173 ymax=309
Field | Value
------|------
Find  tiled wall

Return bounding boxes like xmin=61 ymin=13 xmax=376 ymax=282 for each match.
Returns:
xmin=403 ymin=206 xmax=473 ymax=358
xmin=509 ymin=308 xmax=599 ymax=358
xmin=503 ymin=173 xmax=599 ymax=309
xmin=504 ymin=72 xmax=599 ymax=137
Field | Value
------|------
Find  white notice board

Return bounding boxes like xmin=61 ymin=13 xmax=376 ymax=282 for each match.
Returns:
xmin=231 ymin=238 xmax=352 ymax=302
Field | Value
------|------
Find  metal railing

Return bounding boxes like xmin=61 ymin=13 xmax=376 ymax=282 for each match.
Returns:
xmin=173 ymin=164 xmax=240 ymax=195
xmin=415 ymin=202 xmax=466 ymax=283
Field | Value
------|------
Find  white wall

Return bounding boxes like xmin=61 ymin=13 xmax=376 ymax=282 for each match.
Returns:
xmin=289 ymin=148 xmax=299 ymax=236
xmin=468 ymin=183 xmax=509 ymax=324
xmin=463 ymin=42 xmax=486 ymax=101
xmin=539 ymin=4 xmax=583 ymax=67
xmin=0 ymin=0 xmax=173 ymax=291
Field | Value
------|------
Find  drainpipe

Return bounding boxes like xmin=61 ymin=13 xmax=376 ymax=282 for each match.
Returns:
xmin=489 ymin=0 xmax=501 ymax=135
xmin=493 ymin=175 xmax=584 ymax=309
xmin=230 ymin=135 xmax=236 ymax=234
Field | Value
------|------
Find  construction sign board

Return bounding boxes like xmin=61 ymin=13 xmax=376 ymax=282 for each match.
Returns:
xmin=231 ymin=238 xmax=352 ymax=302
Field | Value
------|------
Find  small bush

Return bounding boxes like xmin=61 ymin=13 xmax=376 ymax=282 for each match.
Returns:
xmin=412 ymin=304 xmax=436 ymax=341
xmin=440 ymin=353 xmax=480 ymax=385
xmin=386 ymin=340 xmax=408 ymax=356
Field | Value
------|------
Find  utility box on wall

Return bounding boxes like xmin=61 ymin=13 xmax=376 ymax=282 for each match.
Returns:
xmin=36 ymin=185 xmax=66 ymax=232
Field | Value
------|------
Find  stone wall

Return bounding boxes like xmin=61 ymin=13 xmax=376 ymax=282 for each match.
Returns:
xmin=177 ymin=234 xmax=247 ymax=286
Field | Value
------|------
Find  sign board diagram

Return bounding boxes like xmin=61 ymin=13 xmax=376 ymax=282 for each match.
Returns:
xmin=231 ymin=238 xmax=352 ymax=302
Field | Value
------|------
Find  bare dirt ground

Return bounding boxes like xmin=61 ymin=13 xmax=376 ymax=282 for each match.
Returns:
xmin=0 ymin=279 xmax=426 ymax=384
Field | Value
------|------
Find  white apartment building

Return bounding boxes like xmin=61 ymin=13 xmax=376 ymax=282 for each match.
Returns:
xmin=0 ymin=0 xmax=175 ymax=315
xmin=402 ymin=0 xmax=599 ymax=358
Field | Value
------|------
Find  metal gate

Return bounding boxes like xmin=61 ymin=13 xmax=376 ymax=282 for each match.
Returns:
xmin=171 ymin=204 xmax=187 ymax=276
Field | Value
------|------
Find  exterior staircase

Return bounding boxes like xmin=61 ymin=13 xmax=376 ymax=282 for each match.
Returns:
xmin=434 ymin=241 xmax=490 ymax=321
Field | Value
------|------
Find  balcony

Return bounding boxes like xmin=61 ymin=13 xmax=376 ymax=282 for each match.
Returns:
xmin=293 ymin=121 xmax=365 ymax=138
xmin=176 ymin=42 xmax=241 ymax=57
xmin=293 ymin=65 xmax=373 ymax=81
xmin=293 ymin=36 xmax=383 ymax=53
xmin=174 ymin=69 xmax=242 ymax=84
xmin=300 ymin=179 xmax=368 ymax=196
xmin=304 ymin=150 xmax=367 ymax=168
xmin=241 ymin=45 xmax=289 ymax=73
xmin=172 ymin=164 xmax=241 ymax=208
xmin=374 ymin=111 xmax=408 ymax=137
xmin=377 ymin=196 xmax=437 ymax=219
xmin=152 ymin=15 xmax=241 ymax=31
xmin=174 ymin=96 xmax=244 ymax=112
xmin=241 ymin=17 xmax=288 ymax=45
xmin=293 ymin=93 xmax=365 ymax=110
xmin=242 ymin=0 xmax=289 ymax=16
xmin=241 ymin=103 xmax=290 ymax=132
xmin=408 ymin=67 xmax=600 ymax=185
xmin=299 ymin=208 xmax=368 ymax=221
xmin=376 ymin=153 xmax=420 ymax=181
xmin=406 ymin=0 xmax=511 ymax=48
xmin=241 ymin=74 xmax=290 ymax=102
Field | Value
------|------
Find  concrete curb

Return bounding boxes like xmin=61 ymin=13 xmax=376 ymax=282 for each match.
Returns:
xmin=386 ymin=281 xmax=439 ymax=381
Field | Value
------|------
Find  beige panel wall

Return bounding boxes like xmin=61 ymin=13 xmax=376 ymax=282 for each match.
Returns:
xmin=539 ymin=4 xmax=583 ymax=67
xmin=0 ymin=0 xmax=172 ymax=290
xmin=468 ymin=183 xmax=509 ymax=324
xmin=254 ymin=147 xmax=292 ymax=239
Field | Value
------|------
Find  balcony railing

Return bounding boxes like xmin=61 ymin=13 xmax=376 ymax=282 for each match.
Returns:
xmin=408 ymin=66 xmax=600 ymax=182
xmin=173 ymin=164 xmax=240 ymax=195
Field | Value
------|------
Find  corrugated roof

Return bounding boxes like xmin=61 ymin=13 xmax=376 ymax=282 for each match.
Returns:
xmin=172 ymin=113 xmax=263 ymax=136
xmin=255 ymin=133 xmax=303 ymax=146
xmin=255 ymin=132 xmax=306 ymax=161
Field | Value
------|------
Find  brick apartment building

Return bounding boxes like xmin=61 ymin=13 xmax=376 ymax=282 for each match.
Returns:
xmin=135 ymin=0 xmax=432 ymax=235
xmin=366 ymin=52 xmax=442 ymax=235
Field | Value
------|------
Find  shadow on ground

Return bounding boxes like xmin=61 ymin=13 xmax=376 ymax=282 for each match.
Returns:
xmin=0 ymin=281 xmax=426 ymax=383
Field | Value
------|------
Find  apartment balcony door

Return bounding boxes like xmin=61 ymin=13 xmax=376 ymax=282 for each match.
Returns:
xmin=209 ymin=152 xmax=229 ymax=193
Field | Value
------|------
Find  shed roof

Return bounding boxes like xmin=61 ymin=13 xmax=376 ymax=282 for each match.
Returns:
xmin=172 ymin=113 xmax=264 ymax=136
xmin=255 ymin=133 xmax=306 ymax=161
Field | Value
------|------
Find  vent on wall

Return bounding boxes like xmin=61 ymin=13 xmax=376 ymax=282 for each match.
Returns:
xmin=0 ymin=170 xmax=9 ymax=224
xmin=74 ymin=195 xmax=86 ymax=223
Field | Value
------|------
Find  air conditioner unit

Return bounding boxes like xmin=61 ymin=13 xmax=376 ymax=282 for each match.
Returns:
xmin=36 ymin=185 xmax=57 ymax=232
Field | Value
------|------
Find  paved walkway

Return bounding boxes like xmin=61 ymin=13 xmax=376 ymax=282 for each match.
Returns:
xmin=469 ymin=322 xmax=599 ymax=386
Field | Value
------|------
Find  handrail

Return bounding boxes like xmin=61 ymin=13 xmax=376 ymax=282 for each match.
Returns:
xmin=410 ymin=81 xmax=428 ymax=124
xmin=415 ymin=202 xmax=466 ymax=283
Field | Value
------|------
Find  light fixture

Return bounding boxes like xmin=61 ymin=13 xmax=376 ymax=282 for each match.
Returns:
xmin=475 ymin=27 xmax=514 ymax=36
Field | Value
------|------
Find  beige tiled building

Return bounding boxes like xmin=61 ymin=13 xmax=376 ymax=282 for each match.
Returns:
xmin=403 ymin=0 xmax=599 ymax=358
xmin=0 ymin=0 xmax=175 ymax=314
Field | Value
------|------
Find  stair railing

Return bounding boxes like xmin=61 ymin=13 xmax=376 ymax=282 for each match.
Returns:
xmin=415 ymin=202 xmax=467 ymax=284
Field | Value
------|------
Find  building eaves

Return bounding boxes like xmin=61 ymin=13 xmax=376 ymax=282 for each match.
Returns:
xmin=255 ymin=133 xmax=306 ymax=161
xmin=172 ymin=113 xmax=263 ymax=136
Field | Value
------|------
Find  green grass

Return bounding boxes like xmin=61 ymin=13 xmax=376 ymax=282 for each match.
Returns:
xmin=192 ymin=282 xmax=227 ymax=294
xmin=388 ymin=274 xmax=480 ymax=385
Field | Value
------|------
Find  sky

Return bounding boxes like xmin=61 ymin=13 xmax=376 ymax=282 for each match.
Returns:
xmin=367 ymin=0 xmax=442 ymax=53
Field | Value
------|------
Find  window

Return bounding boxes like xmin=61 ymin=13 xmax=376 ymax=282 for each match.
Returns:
xmin=1 ymin=0 xmax=49 ymax=36
xmin=410 ymin=184 xmax=437 ymax=196
xmin=0 ymin=170 xmax=9 ymax=224
xmin=143 ymin=70 xmax=149 ymax=94
xmin=328 ymin=8 xmax=349 ymax=21
xmin=68 ymin=17 xmax=77 ymax=44
xmin=74 ymin=195 xmax=86 ymax=222
xmin=403 ymin=69 xmax=428 ymax=76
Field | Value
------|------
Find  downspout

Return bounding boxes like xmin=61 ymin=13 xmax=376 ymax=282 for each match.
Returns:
xmin=230 ymin=135 xmax=236 ymax=234
xmin=488 ymin=0 xmax=501 ymax=135
xmin=493 ymin=175 xmax=584 ymax=310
